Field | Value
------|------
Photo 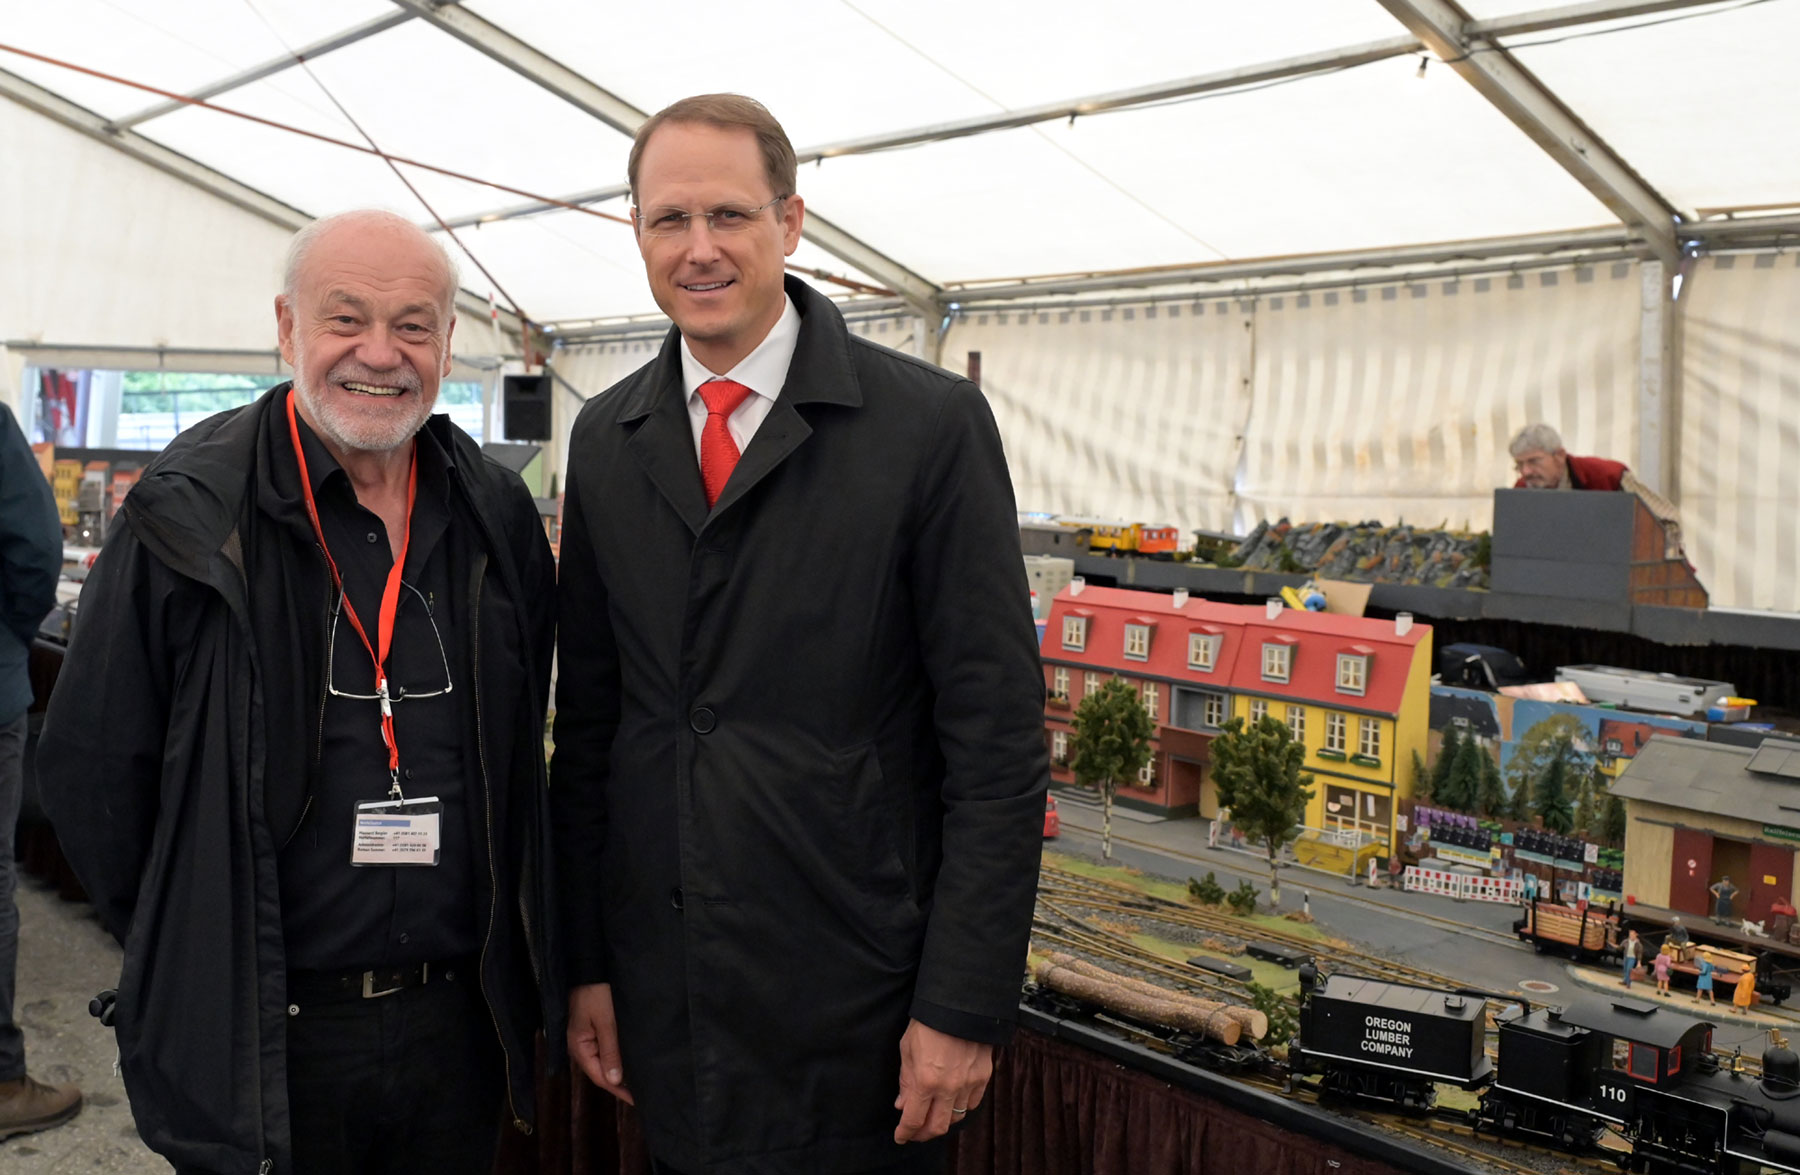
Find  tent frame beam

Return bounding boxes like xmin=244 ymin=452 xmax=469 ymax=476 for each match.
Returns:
xmin=1374 ymin=0 xmax=1681 ymax=265
xmin=390 ymin=0 xmax=942 ymax=318
xmin=435 ymin=0 xmax=1726 ymax=235
xmin=0 ymin=66 xmax=521 ymax=338
xmin=103 ymin=10 xmax=415 ymax=131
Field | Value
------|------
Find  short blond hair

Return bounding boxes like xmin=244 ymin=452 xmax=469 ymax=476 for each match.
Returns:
xmin=628 ymin=94 xmax=797 ymax=204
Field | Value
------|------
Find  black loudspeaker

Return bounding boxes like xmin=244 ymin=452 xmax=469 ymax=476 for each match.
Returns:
xmin=503 ymin=373 xmax=552 ymax=441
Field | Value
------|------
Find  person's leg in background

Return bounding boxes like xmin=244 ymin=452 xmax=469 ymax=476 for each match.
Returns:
xmin=0 ymin=713 xmax=83 ymax=1138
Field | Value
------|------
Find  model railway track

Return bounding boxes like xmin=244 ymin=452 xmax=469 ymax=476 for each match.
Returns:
xmin=1051 ymin=826 xmax=1530 ymax=950
xmin=1040 ymin=863 xmax=1509 ymax=1001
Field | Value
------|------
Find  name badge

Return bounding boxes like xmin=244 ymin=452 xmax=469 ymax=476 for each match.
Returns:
xmin=351 ymin=797 xmax=443 ymax=867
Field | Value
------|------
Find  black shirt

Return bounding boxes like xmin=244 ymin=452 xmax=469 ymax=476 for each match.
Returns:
xmin=278 ymin=414 xmax=479 ymax=971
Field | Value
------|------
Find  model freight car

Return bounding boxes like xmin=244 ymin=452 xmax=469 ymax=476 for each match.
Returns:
xmin=1289 ymin=970 xmax=1492 ymax=1110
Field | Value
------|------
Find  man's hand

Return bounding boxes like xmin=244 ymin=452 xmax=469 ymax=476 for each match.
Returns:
xmin=893 ymin=1019 xmax=992 ymax=1143
xmin=568 ymin=982 xmax=634 ymax=1104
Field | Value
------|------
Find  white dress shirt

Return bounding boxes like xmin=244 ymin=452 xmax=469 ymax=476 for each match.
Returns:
xmin=680 ymin=295 xmax=801 ymax=463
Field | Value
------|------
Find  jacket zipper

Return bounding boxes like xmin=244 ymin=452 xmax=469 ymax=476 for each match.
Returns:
xmin=470 ymin=553 xmax=529 ymax=1134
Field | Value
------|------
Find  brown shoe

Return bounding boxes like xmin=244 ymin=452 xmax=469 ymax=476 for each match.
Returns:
xmin=0 ymin=1075 xmax=84 ymax=1140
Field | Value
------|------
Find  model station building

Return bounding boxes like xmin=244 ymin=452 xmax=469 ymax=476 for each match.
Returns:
xmin=1040 ymin=582 xmax=1432 ymax=849
xmin=1612 ymin=735 xmax=1800 ymax=924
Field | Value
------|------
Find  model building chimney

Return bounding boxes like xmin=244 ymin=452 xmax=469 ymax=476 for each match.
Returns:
xmin=1069 ymin=576 xmax=1085 ymax=597
xmin=1265 ymin=598 xmax=1282 ymax=620
xmin=1396 ymin=612 xmax=1414 ymax=636
xmin=1172 ymin=588 xmax=1189 ymax=609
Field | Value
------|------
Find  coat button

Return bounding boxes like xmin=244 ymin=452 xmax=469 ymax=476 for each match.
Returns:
xmin=690 ymin=707 xmax=716 ymax=733
xmin=670 ymin=887 xmax=685 ymax=911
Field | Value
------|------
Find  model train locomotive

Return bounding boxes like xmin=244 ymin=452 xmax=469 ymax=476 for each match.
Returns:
xmin=1292 ymin=965 xmax=1800 ymax=1173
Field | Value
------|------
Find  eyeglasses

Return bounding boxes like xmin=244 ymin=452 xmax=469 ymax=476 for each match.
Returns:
xmin=326 ymin=581 xmax=453 ymax=702
xmin=633 ymin=195 xmax=789 ymax=238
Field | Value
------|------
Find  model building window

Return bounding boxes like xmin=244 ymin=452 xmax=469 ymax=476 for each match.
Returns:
xmin=1051 ymin=730 xmax=1067 ymax=762
xmin=1249 ymin=698 xmax=1268 ymax=724
xmin=1083 ymin=672 xmax=1100 ymax=698
xmin=1187 ymin=632 xmax=1219 ymax=670
xmin=1287 ymin=705 xmax=1306 ymax=743
xmin=1062 ymin=615 xmax=1087 ymax=650
xmin=1204 ymin=693 xmax=1226 ymax=728
xmin=1261 ymin=642 xmax=1292 ymax=682
xmin=1052 ymin=667 xmax=1069 ymax=699
xmin=1359 ymin=717 xmax=1381 ymax=759
xmin=1137 ymin=760 xmax=1155 ymax=785
xmin=1141 ymin=681 xmax=1159 ymax=720
xmin=1336 ymin=654 xmax=1368 ymax=695
xmin=1325 ymin=711 xmax=1347 ymax=753
xmin=1123 ymin=623 xmax=1150 ymax=661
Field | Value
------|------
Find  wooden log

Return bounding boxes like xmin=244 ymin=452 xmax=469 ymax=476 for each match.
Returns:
xmin=1038 ymin=954 xmax=1256 ymax=1042
xmin=1032 ymin=960 xmax=1241 ymax=1046
xmin=1044 ymin=953 xmax=1271 ymax=1040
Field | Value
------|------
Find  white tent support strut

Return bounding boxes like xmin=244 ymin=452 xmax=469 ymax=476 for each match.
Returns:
xmin=1637 ymin=259 xmax=1676 ymax=494
xmin=391 ymin=0 xmax=943 ymax=321
xmin=1374 ymin=0 xmax=1681 ymax=266
xmin=103 ymin=10 xmax=416 ymax=132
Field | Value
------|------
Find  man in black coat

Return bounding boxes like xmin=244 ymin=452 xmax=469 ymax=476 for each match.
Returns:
xmin=38 ymin=210 xmax=559 ymax=1175
xmin=554 ymin=94 xmax=1049 ymax=1175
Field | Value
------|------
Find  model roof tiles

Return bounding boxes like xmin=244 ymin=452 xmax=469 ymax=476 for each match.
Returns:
xmin=1611 ymin=735 xmax=1800 ymax=825
xmin=1044 ymin=584 xmax=1425 ymax=715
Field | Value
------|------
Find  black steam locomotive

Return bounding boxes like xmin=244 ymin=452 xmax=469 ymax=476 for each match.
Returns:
xmin=1292 ymin=965 xmax=1800 ymax=1173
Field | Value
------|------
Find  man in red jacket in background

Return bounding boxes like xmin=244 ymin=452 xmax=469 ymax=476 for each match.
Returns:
xmin=1508 ymin=422 xmax=1683 ymax=554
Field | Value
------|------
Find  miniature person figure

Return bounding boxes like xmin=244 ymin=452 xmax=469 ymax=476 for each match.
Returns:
xmin=1621 ymin=930 xmax=1639 ymax=987
xmin=1670 ymin=917 xmax=1690 ymax=948
xmin=1734 ymin=964 xmax=1757 ymax=1016
xmin=1653 ymin=948 xmax=1672 ymax=997
xmin=1696 ymin=956 xmax=1717 ymax=1004
xmin=1711 ymin=876 xmax=1740 ymax=925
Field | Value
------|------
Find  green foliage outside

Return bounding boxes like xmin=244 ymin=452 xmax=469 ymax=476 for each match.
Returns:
xmin=115 ymin=371 xmax=484 ymax=414
xmin=1211 ymin=716 xmax=1314 ymax=909
xmin=1069 ymin=677 xmax=1155 ymax=859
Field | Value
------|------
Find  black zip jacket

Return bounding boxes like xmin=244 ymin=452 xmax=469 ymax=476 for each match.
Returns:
xmin=37 ymin=385 xmax=560 ymax=1174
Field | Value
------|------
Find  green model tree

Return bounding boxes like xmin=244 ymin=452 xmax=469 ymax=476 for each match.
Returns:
xmin=1211 ymin=715 xmax=1315 ymax=910
xmin=1504 ymin=714 xmax=1592 ymax=806
xmin=1598 ymin=778 xmax=1628 ymax=848
xmin=1068 ymin=676 xmax=1155 ymax=859
xmin=1572 ymin=765 xmax=1600 ymax=839
xmin=1475 ymin=746 xmax=1506 ymax=819
xmin=1428 ymin=727 xmax=1463 ymax=803
xmin=1534 ymin=747 xmax=1576 ymax=834
xmin=1437 ymin=734 xmax=1483 ymax=813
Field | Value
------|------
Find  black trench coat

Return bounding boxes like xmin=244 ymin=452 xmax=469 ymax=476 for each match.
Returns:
xmin=553 ymin=277 xmax=1049 ymax=1174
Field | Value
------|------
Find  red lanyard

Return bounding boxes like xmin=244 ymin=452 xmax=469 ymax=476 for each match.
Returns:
xmin=285 ymin=390 xmax=418 ymax=795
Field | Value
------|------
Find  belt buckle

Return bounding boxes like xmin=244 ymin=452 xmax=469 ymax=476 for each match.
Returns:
xmin=360 ymin=963 xmax=424 ymax=999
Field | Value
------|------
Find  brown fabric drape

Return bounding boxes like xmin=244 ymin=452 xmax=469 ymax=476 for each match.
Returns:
xmin=505 ymin=1027 xmax=1409 ymax=1175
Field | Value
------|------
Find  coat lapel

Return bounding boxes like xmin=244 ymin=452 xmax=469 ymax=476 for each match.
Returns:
xmin=620 ymin=337 xmax=710 ymax=536
xmin=707 ymin=276 xmax=863 ymax=518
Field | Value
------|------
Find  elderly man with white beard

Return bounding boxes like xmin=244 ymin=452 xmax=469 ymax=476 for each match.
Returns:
xmin=38 ymin=209 xmax=560 ymax=1175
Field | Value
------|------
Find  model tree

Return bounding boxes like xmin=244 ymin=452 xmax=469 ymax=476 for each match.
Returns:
xmin=1437 ymin=735 xmax=1483 ymax=814
xmin=1534 ymin=748 xmax=1576 ymax=834
xmin=1598 ymin=779 xmax=1627 ymax=848
xmin=1211 ymin=715 xmax=1315 ymax=910
xmin=1068 ymin=676 xmax=1155 ymax=859
xmin=1475 ymin=747 xmax=1505 ymax=819
xmin=1428 ymin=727 xmax=1463 ymax=804
xmin=1504 ymin=713 xmax=1592 ymax=805
xmin=1572 ymin=764 xmax=1601 ymax=839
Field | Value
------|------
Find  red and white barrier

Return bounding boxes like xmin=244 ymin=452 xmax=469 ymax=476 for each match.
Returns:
xmin=1403 ymin=866 xmax=1524 ymax=904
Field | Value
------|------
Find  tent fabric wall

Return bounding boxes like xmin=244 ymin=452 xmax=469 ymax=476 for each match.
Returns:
xmin=944 ymin=301 xmax=1252 ymax=532
xmin=0 ymin=98 xmax=294 ymax=370
xmin=1680 ymin=252 xmax=1800 ymax=615
xmin=1241 ymin=262 xmax=1643 ymax=533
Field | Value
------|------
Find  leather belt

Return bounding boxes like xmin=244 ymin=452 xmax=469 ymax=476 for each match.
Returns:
xmin=287 ymin=957 xmax=468 ymax=1001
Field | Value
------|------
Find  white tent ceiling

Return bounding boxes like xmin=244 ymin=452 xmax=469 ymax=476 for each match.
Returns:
xmin=4 ymin=0 xmax=1798 ymax=334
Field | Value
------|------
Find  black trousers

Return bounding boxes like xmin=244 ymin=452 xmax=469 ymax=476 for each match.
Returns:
xmin=284 ymin=964 xmax=503 ymax=1175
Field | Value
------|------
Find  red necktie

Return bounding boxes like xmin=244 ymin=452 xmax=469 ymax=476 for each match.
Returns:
xmin=698 ymin=379 xmax=755 ymax=507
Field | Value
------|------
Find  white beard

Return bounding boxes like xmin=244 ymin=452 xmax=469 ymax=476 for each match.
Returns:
xmin=292 ymin=359 xmax=433 ymax=454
